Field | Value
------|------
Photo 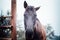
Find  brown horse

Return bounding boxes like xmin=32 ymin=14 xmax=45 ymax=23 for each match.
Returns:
xmin=24 ymin=1 xmax=46 ymax=40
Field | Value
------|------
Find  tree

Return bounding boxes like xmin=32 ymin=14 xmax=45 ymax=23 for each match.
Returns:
xmin=16 ymin=20 xmax=25 ymax=40
xmin=46 ymin=24 xmax=55 ymax=40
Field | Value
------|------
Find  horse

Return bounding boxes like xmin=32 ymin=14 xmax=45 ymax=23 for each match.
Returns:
xmin=24 ymin=1 xmax=46 ymax=40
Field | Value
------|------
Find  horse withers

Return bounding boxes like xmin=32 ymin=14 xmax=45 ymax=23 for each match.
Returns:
xmin=24 ymin=1 xmax=46 ymax=40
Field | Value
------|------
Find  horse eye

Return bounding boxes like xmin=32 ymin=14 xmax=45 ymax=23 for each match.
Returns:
xmin=32 ymin=15 xmax=36 ymax=19
xmin=30 ymin=8 xmax=33 ymax=10
xmin=24 ymin=14 xmax=25 ymax=16
xmin=24 ymin=14 xmax=28 ymax=18
xmin=34 ymin=14 xmax=36 ymax=17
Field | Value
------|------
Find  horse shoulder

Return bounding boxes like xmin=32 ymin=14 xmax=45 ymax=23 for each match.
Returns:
xmin=35 ymin=20 xmax=46 ymax=40
xmin=41 ymin=25 xmax=46 ymax=40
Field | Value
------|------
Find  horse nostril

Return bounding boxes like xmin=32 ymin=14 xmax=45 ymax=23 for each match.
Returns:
xmin=26 ymin=30 xmax=33 ymax=38
xmin=26 ymin=30 xmax=33 ymax=35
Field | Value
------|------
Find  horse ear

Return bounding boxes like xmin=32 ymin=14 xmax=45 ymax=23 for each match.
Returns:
xmin=35 ymin=7 xmax=40 ymax=11
xmin=24 ymin=1 xmax=28 ymax=8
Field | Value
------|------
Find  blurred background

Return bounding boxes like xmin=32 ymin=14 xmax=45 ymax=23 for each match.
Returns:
xmin=0 ymin=0 xmax=60 ymax=40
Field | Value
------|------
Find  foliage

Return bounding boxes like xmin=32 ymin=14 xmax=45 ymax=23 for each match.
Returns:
xmin=46 ymin=24 xmax=60 ymax=40
xmin=0 ymin=10 xmax=11 ymax=26
xmin=16 ymin=20 xmax=25 ymax=40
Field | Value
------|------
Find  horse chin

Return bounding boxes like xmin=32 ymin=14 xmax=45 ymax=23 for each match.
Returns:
xmin=26 ymin=31 xmax=34 ymax=39
xmin=26 ymin=34 xmax=33 ymax=39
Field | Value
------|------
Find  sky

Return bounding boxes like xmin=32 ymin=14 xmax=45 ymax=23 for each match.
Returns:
xmin=0 ymin=0 xmax=11 ymax=16
xmin=0 ymin=0 xmax=60 ymax=35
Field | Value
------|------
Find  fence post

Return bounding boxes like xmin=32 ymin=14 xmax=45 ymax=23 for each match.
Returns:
xmin=11 ymin=0 xmax=17 ymax=40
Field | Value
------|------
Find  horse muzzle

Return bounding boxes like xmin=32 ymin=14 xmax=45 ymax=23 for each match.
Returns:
xmin=26 ymin=30 xmax=34 ymax=38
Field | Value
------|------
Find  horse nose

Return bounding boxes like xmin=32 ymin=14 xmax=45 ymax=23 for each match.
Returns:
xmin=26 ymin=30 xmax=33 ymax=35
